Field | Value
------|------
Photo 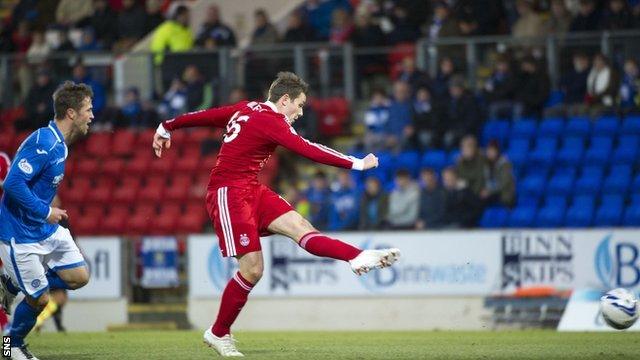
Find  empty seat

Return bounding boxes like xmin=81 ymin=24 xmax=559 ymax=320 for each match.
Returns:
xmin=623 ymin=205 xmax=640 ymax=226
xmin=166 ymin=174 xmax=192 ymax=202
xmin=60 ymin=177 xmax=91 ymax=204
xmin=621 ymin=115 xmax=640 ymax=135
xmin=510 ymin=119 xmax=537 ymax=140
xmin=101 ymin=211 xmax=128 ymax=235
xmin=593 ymin=115 xmax=619 ymax=137
xmin=519 ymin=174 xmax=546 ymax=197
xmin=482 ymin=120 xmax=510 ymax=145
xmin=536 ymin=202 xmax=566 ymax=228
xmin=506 ymin=139 xmax=530 ymax=169
xmin=126 ymin=154 xmax=152 ymax=175
xmin=556 ymin=137 xmax=585 ymax=166
xmin=516 ymin=194 xmax=540 ymax=208
xmin=75 ymin=158 xmax=100 ymax=175
xmin=538 ymin=117 xmax=564 ymax=138
xmin=594 ymin=203 xmax=623 ymax=226
xmin=565 ymin=116 xmax=590 ymax=138
xmin=508 ymin=206 xmax=537 ymax=227
xmin=546 ymin=172 xmax=574 ymax=195
xmin=574 ymin=166 xmax=604 ymax=195
xmin=112 ymin=129 xmax=137 ymax=157
xmin=86 ymin=132 xmax=112 ymax=158
xmin=565 ymin=204 xmax=594 ymax=227
xmin=612 ymin=135 xmax=639 ymax=165
xmin=101 ymin=158 xmax=125 ymax=177
xmin=529 ymin=137 xmax=558 ymax=166
xmin=395 ymin=151 xmax=420 ymax=177
xmin=421 ymin=150 xmax=447 ymax=171
xmin=138 ymin=177 xmax=167 ymax=203
xmin=584 ymin=136 xmax=613 ymax=166
xmin=479 ymin=207 xmax=509 ymax=228
xmin=602 ymin=165 xmax=632 ymax=195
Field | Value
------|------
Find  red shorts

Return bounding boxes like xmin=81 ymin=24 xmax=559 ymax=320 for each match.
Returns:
xmin=206 ymin=184 xmax=293 ymax=257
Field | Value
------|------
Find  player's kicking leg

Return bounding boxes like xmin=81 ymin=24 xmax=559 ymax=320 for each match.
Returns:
xmin=268 ymin=211 xmax=401 ymax=275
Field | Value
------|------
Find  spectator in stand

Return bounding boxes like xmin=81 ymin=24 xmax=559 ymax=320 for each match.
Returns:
xmin=77 ymin=28 xmax=101 ymax=51
xmin=482 ymin=140 xmax=516 ymax=208
xmin=352 ymin=8 xmax=385 ymax=96
xmin=119 ymin=87 xmax=159 ymax=129
xmin=303 ymin=0 xmax=352 ymax=41
xmin=453 ymin=0 xmax=504 ymax=35
xmin=600 ymin=0 xmax=634 ymax=30
xmin=457 ymin=15 xmax=479 ymax=37
xmin=182 ymin=65 xmax=205 ymax=111
xmin=89 ymin=0 xmax=118 ymax=49
xmin=227 ymin=87 xmax=248 ymax=104
xmin=425 ymin=1 xmax=459 ymax=41
xmin=511 ymin=0 xmax=546 ymax=39
xmin=620 ymin=58 xmax=639 ymax=112
xmin=306 ymin=170 xmax=332 ymax=230
xmin=586 ymin=53 xmax=618 ymax=112
xmin=328 ymin=169 xmax=359 ymax=231
xmin=485 ymin=56 xmax=517 ymax=120
xmin=26 ymin=31 xmax=50 ymax=65
xmin=455 ymin=135 xmax=486 ymax=197
xmin=558 ymin=52 xmax=590 ymax=115
xmin=151 ymin=5 xmax=193 ymax=65
xmin=115 ymin=0 xmax=148 ymax=52
xmin=415 ymin=168 xmax=446 ymax=230
xmin=411 ymin=86 xmax=441 ymax=150
xmin=0 ymin=21 xmax=13 ymax=53
xmin=513 ymin=56 xmax=550 ymax=119
xmin=18 ymin=68 xmax=55 ymax=131
xmin=144 ymin=0 xmax=165 ymax=37
xmin=358 ymin=176 xmax=388 ymax=230
xmin=547 ymin=0 xmax=572 ymax=35
xmin=71 ymin=62 xmax=105 ymax=115
xmin=432 ymin=56 xmax=456 ymax=101
xmin=11 ymin=21 xmax=31 ymax=54
xmin=570 ymin=0 xmax=601 ymax=32
xmin=387 ymin=169 xmax=420 ymax=229
xmin=251 ymin=8 xmax=279 ymax=45
xmin=397 ymin=56 xmax=430 ymax=95
xmin=442 ymin=166 xmax=482 ymax=228
xmin=386 ymin=4 xmax=419 ymax=45
xmin=56 ymin=0 xmax=93 ymax=28
xmin=329 ymin=7 xmax=354 ymax=44
xmin=363 ymin=88 xmax=391 ymax=152
xmin=282 ymin=9 xmax=315 ymax=43
xmin=352 ymin=8 xmax=384 ymax=47
xmin=443 ymin=76 xmax=482 ymax=149
xmin=195 ymin=5 xmax=237 ymax=48
xmin=0 ymin=152 xmax=10 ymax=198
xmin=387 ymin=80 xmax=414 ymax=151
xmin=158 ymin=77 xmax=188 ymax=119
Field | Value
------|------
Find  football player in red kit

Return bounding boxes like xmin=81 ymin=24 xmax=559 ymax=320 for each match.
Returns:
xmin=153 ymin=72 xmax=400 ymax=357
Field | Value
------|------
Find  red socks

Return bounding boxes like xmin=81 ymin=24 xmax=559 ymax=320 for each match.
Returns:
xmin=211 ymin=272 xmax=254 ymax=337
xmin=299 ymin=231 xmax=361 ymax=261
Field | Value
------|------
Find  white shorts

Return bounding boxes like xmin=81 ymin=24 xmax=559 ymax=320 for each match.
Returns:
xmin=0 ymin=226 xmax=85 ymax=299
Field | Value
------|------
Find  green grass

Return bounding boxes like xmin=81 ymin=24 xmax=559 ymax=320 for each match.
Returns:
xmin=23 ymin=330 xmax=639 ymax=359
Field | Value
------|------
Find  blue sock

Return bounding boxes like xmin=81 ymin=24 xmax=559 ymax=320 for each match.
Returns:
xmin=46 ymin=270 xmax=70 ymax=290
xmin=10 ymin=300 xmax=40 ymax=347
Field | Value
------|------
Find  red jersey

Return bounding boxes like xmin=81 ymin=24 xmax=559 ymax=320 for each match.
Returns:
xmin=0 ymin=152 xmax=10 ymax=198
xmin=163 ymin=101 xmax=363 ymax=188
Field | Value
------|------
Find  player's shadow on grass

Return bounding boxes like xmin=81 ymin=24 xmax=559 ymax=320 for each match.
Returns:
xmin=45 ymin=355 xmax=95 ymax=360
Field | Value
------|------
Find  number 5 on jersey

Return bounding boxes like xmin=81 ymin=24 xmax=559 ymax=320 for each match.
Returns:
xmin=224 ymin=112 xmax=250 ymax=143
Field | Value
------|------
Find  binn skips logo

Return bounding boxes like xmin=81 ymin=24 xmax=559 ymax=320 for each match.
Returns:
xmin=207 ymin=243 xmax=238 ymax=292
xmin=595 ymin=234 xmax=640 ymax=289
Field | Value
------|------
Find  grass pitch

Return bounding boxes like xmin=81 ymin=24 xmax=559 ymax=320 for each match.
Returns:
xmin=26 ymin=330 xmax=638 ymax=359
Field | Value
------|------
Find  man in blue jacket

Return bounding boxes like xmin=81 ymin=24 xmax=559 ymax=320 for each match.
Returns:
xmin=0 ymin=81 xmax=92 ymax=360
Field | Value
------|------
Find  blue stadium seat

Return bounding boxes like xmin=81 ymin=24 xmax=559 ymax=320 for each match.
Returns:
xmin=594 ymin=202 xmax=624 ymax=226
xmin=544 ymin=90 xmax=564 ymax=108
xmin=574 ymin=166 xmax=604 ymax=195
xmin=621 ymin=115 xmax=640 ymax=135
xmin=511 ymin=119 xmax=537 ymax=140
xmin=631 ymin=193 xmax=640 ymax=205
xmin=508 ymin=205 xmax=537 ymax=227
xmin=480 ymin=207 xmax=509 ymax=228
xmin=633 ymin=173 xmax=640 ymax=192
xmin=547 ymin=172 xmax=575 ymax=195
xmin=556 ymin=137 xmax=585 ymax=166
xmin=447 ymin=150 xmax=460 ymax=166
xmin=602 ymin=165 xmax=632 ymax=195
xmin=565 ymin=116 xmax=591 ymax=138
xmin=395 ymin=151 xmax=421 ymax=177
xmin=584 ymin=136 xmax=613 ymax=166
xmin=602 ymin=194 xmax=625 ymax=209
xmin=612 ymin=135 xmax=639 ymax=165
xmin=421 ymin=150 xmax=447 ymax=171
xmin=506 ymin=139 xmax=530 ymax=169
xmin=536 ymin=202 xmax=566 ymax=227
xmin=544 ymin=195 xmax=568 ymax=208
xmin=572 ymin=194 xmax=596 ymax=208
xmin=519 ymin=174 xmax=546 ymax=197
xmin=623 ymin=205 xmax=640 ymax=226
xmin=529 ymin=137 xmax=558 ymax=166
xmin=517 ymin=194 xmax=540 ymax=208
xmin=482 ymin=120 xmax=510 ymax=146
xmin=592 ymin=115 xmax=620 ymax=137
xmin=538 ymin=117 xmax=564 ymax=138
xmin=565 ymin=204 xmax=594 ymax=227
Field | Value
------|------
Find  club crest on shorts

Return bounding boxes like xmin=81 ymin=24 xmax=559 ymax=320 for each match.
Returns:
xmin=31 ymin=279 xmax=41 ymax=289
xmin=239 ymin=234 xmax=250 ymax=247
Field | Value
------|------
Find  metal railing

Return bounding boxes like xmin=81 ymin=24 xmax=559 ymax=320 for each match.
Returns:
xmin=1 ymin=30 xmax=639 ymax=110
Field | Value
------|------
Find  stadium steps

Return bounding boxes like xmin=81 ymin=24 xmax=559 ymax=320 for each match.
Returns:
xmin=126 ymin=303 xmax=191 ymax=330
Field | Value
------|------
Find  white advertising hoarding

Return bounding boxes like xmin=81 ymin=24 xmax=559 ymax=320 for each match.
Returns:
xmin=188 ymin=232 xmax=502 ymax=298
xmin=558 ymin=288 xmax=640 ymax=331
xmin=69 ymin=237 xmax=122 ymax=299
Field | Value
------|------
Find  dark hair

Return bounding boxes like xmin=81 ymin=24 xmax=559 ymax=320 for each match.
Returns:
xmin=174 ymin=5 xmax=189 ymax=18
xmin=396 ymin=169 xmax=411 ymax=178
xmin=53 ymin=81 xmax=93 ymax=120
xmin=313 ymin=170 xmax=327 ymax=180
xmin=267 ymin=72 xmax=309 ymax=103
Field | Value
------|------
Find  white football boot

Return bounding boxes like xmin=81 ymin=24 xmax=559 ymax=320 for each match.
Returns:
xmin=0 ymin=274 xmax=17 ymax=315
xmin=349 ymin=248 xmax=401 ymax=275
xmin=203 ymin=328 xmax=244 ymax=357
xmin=10 ymin=344 xmax=40 ymax=360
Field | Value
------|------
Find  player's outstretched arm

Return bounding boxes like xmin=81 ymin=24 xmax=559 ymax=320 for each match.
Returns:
xmin=161 ymin=101 xmax=249 ymax=132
